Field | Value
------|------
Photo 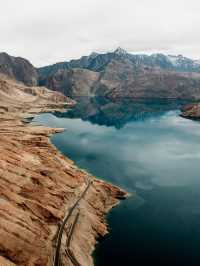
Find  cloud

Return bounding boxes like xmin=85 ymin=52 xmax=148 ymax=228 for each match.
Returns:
xmin=0 ymin=0 xmax=199 ymax=66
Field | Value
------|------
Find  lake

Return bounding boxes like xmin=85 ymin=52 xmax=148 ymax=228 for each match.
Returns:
xmin=34 ymin=98 xmax=200 ymax=266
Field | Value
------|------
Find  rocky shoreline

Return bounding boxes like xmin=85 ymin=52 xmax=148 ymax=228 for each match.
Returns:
xmin=0 ymin=76 xmax=127 ymax=266
xmin=180 ymin=103 xmax=200 ymax=119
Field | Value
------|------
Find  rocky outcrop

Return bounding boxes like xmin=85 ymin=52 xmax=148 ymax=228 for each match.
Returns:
xmin=180 ymin=103 xmax=200 ymax=119
xmin=0 ymin=74 xmax=74 ymax=113
xmin=45 ymin=68 xmax=100 ymax=97
xmin=0 ymin=53 xmax=38 ymax=86
xmin=0 ymin=76 xmax=126 ymax=265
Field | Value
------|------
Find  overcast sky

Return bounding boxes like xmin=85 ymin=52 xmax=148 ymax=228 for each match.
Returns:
xmin=0 ymin=0 xmax=200 ymax=66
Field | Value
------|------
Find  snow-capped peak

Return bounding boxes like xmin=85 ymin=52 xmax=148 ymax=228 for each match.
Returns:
xmin=114 ymin=47 xmax=128 ymax=56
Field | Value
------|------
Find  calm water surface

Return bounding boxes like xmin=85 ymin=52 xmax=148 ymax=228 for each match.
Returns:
xmin=34 ymin=99 xmax=200 ymax=266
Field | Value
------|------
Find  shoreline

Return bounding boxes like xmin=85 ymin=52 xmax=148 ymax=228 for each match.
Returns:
xmin=180 ymin=103 xmax=200 ymax=120
xmin=0 ymin=77 xmax=127 ymax=266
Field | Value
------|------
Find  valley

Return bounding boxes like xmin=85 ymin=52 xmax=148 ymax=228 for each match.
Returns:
xmin=0 ymin=48 xmax=200 ymax=265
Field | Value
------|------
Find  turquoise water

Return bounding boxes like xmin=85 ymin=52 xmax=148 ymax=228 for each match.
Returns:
xmin=34 ymin=99 xmax=200 ymax=266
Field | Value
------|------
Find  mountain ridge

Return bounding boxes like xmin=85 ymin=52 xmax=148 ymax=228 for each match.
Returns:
xmin=38 ymin=48 xmax=200 ymax=79
xmin=1 ymin=49 xmax=200 ymax=101
xmin=36 ymin=49 xmax=200 ymax=101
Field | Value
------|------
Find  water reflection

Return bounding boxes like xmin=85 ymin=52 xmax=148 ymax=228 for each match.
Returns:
xmin=34 ymin=98 xmax=200 ymax=266
xmin=54 ymin=97 xmax=190 ymax=128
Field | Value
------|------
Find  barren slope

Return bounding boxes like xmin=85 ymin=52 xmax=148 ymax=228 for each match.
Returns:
xmin=0 ymin=76 xmax=126 ymax=266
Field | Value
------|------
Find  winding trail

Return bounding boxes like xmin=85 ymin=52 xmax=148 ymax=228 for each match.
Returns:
xmin=65 ymin=212 xmax=81 ymax=266
xmin=53 ymin=180 xmax=92 ymax=266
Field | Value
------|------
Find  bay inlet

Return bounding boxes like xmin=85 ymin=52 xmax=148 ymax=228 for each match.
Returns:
xmin=34 ymin=98 xmax=200 ymax=266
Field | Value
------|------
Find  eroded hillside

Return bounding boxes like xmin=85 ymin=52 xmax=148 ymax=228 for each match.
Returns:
xmin=0 ymin=76 xmax=126 ymax=266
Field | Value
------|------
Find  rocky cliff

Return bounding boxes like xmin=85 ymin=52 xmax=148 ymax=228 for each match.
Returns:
xmin=45 ymin=68 xmax=100 ymax=97
xmin=0 ymin=53 xmax=38 ymax=86
xmin=0 ymin=76 xmax=126 ymax=266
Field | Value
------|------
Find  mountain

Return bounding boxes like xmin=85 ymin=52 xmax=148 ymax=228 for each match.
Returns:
xmin=44 ymin=68 xmax=100 ymax=97
xmin=1 ymin=49 xmax=200 ymax=101
xmin=0 ymin=52 xmax=38 ymax=86
xmin=38 ymin=48 xmax=200 ymax=100
xmin=38 ymin=48 xmax=200 ymax=80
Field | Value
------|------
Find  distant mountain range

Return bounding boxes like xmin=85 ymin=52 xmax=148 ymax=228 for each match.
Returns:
xmin=1 ymin=48 xmax=200 ymax=100
xmin=38 ymin=47 xmax=200 ymax=79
